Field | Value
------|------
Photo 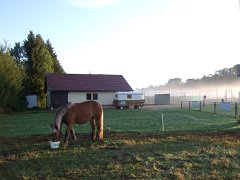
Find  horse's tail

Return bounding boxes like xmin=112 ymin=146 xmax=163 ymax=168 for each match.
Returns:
xmin=99 ymin=108 xmax=104 ymax=140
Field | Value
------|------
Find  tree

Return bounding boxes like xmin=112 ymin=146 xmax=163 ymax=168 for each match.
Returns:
xmin=24 ymin=31 xmax=54 ymax=108
xmin=165 ymin=78 xmax=183 ymax=88
xmin=10 ymin=42 xmax=25 ymax=65
xmin=0 ymin=31 xmax=66 ymax=111
xmin=0 ymin=44 xmax=25 ymax=111
xmin=46 ymin=39 xmax=65 ymax=73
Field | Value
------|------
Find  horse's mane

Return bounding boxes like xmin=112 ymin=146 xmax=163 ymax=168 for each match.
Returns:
xmin=54 ymin=102 xmax=75 ymax=130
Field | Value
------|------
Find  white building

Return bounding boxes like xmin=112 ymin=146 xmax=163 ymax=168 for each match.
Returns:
xmin=45 ymin=73 xmax=133 ymax=108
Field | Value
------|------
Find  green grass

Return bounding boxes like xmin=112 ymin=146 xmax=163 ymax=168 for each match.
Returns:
xmin=0 ymin=109 xmax=238 ymax=136
xmin=0 ymin=108 xmax=240 ymax=179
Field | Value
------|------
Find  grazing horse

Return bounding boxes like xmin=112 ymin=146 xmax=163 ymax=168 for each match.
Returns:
xmin=50 ymin=101 xmax=104 ymax=146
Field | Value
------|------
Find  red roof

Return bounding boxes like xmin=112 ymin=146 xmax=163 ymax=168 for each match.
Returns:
xmin=46 ymin=73 xmax=133 ymax=92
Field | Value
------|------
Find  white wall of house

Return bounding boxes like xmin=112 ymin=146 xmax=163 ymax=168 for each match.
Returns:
xmin=68 ymin=91 xmax=115 ymax=105
xmin=68 ymin=92 xmax=86 ymax=103
xmin=98 ymin=92 xmax=115 ymax=105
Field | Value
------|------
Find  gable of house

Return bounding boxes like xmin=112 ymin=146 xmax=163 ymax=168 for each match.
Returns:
xmin=46 ymin=73 xmax=133 ymax=92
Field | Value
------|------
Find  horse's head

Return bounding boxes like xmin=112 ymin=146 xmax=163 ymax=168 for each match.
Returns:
xmin=50 ymin=124 xmax=61 ymax=141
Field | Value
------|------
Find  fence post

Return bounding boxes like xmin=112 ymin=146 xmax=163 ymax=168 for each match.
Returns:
xmin=189 ymin=101 xmax=191 ymax=109
xmin=235 ymin=103 xmax=238 ymax=118
xmin=214 ymin=102 xmax=216 ymax=114
xmin=199 ymin=101 xmax=202 ymax=111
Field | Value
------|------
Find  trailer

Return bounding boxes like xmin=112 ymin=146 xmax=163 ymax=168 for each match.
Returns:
xmin=113 ymin=91 xmax=145 ymax=109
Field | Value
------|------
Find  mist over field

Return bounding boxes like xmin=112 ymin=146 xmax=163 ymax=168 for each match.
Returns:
xmin=138 ymin=65 xmax=240 ymax=104
xmin=143 ymin=81 xmax=240 ymax=104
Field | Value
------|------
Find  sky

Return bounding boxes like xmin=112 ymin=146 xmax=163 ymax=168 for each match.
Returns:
xmin=1 ymin=0 xmax=240 ymax=89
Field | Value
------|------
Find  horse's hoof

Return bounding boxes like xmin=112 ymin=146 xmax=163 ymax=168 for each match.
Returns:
xmin=61 ymin=143 xmax=68 ymax=149
xmin=91 ymin=136 xmax=96 ymax=141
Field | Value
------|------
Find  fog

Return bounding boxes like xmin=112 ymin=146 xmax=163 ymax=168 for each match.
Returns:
xmin=143 ymin=82 xmax=240 ymax=105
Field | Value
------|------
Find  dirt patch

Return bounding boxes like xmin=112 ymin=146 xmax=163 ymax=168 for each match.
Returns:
xmin=1 ymin=130 xmax=239 ymax=148
xmin=0 ymin=107 xmax=12 ymax=114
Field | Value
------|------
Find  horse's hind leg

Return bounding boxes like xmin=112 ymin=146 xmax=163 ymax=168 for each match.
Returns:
xmin=90 ymin=119 xmax=96 ymax=140
xmin=96 ymin=118 xmax=103 ymax=141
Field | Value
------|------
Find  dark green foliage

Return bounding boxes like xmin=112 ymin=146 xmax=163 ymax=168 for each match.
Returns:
xmin=22 ymin=31 xmax=65 ymax=108
xmin=6 ymin=31 xmax=65 ymax=110
xmin=24 ymin=31 xmax=54 ymax=96
xmin=0 ymin=46 xmax=26 ymax=111
xmin=10 ymin=42 xmax=25 ymax=64
xmin=46 ymin=39 xmax=65 ymax=73
xmin=0 ymin=31 xmax=65 ymax=111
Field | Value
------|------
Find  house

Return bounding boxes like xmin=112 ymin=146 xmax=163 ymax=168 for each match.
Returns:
xmin=45 ymin=73 xmax=133 ymax=108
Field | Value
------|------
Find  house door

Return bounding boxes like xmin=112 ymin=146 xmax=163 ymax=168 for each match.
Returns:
xmin=51 ymin=91 xmax=68 ymax=108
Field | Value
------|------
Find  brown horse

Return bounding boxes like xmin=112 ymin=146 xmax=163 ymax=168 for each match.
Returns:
xmin=50 ymin=100 xmax=104 ymax=146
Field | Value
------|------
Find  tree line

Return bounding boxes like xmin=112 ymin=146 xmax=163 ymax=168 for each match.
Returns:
xmin=0 ymin=31 xmax=64 ymax=111
xmin=145 ymin=65 xmax=239 ymax=91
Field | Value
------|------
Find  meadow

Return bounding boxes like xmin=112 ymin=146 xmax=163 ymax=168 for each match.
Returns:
xmin=0 ymin=108 xmax=240 ymax=179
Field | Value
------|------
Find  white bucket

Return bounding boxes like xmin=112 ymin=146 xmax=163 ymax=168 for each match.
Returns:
xmin=49 ymin=141 xmax=60 ymax=149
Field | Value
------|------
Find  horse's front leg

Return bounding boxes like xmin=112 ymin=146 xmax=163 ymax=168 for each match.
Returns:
xmin=70 ymin=128 xmax=77 ymax=140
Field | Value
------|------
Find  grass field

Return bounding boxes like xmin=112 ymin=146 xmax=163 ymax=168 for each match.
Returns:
xmin=0 ymin=108 xmax=240 ymax=179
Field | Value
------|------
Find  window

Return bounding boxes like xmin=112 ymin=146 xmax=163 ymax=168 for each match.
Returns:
xmin=127 ymin=94 xmax=132 ymax=99
xmin=86 ymin=93 xmax=92 ymax=100
xmin=86 ymin=93 xmax=98 ymax=100
xmin=93 ymin=93 xmax=98 ymax=100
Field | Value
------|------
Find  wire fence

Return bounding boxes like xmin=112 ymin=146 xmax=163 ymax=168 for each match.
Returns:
xmin=181 ymin=100 xmax=240 ymax=118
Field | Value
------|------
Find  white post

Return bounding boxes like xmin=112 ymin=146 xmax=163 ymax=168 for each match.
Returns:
xmin=162 ymin=113 xmax=164 ymax=131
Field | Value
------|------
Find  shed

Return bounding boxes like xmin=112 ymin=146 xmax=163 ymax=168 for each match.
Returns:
xmin=45 ymin=73 xmax=133 ymax=108
xmin=155 ymin=94 xmax=170 ymax=105
xmin=26 ymin=95 xmax=37 ymax=108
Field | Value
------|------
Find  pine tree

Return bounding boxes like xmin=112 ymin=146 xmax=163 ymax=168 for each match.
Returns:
xmin=10 ymin=42 xmax=25 ymax=65
xmin=46 ymin=39 xmax=65 ymax=73
xmin=9 ymin=31 xmax=65 ymax=109
xmin=24 ymin=31 xmax=54 ymax=108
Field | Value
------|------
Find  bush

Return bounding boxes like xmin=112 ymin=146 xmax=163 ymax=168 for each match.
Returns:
xmin=0 ymin=48 xmax=26 ymax=111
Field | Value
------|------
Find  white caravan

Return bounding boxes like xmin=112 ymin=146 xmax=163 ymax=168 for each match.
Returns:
xmin=113 ymin=91 xmax=145 ymax=109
